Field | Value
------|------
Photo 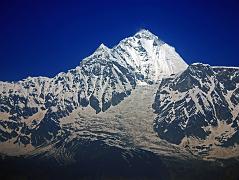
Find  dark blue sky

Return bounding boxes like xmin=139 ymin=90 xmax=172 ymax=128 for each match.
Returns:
xmin=0 ymin=0 xmax=239 ymax=81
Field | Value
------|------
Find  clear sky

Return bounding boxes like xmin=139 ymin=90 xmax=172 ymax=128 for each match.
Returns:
xmin=0 ymin=0 xmax=239 ymax=81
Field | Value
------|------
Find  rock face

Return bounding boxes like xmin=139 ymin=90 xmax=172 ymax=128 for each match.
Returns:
xmin=0 ymin=29 xmax=187 ymax=148
xmin=153 ymin=63 xmax=239 ymax=150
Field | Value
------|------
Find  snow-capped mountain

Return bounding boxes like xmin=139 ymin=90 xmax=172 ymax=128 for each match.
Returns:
xmin=1 ymin=29 xmax=239 ymax=164
xmin=153 ymin=63 xmax=239 ymax=157
xmin=1 ymin=29 xmax=239 ymax=179
xmin=0 ymin=29 xmax=187 ymax=150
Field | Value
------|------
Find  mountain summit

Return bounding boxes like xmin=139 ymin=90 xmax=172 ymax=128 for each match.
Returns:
xmin=112 ymin=29 xmax=188 ymax=81
xmin=134 ymin=29 xmax=159 ymax=39
xmin=95 ymin=43 xmax=110 ymax=52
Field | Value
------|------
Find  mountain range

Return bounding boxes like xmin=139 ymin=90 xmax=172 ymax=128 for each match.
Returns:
xmin=0 ymin=29 xmax=239 ymax=179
